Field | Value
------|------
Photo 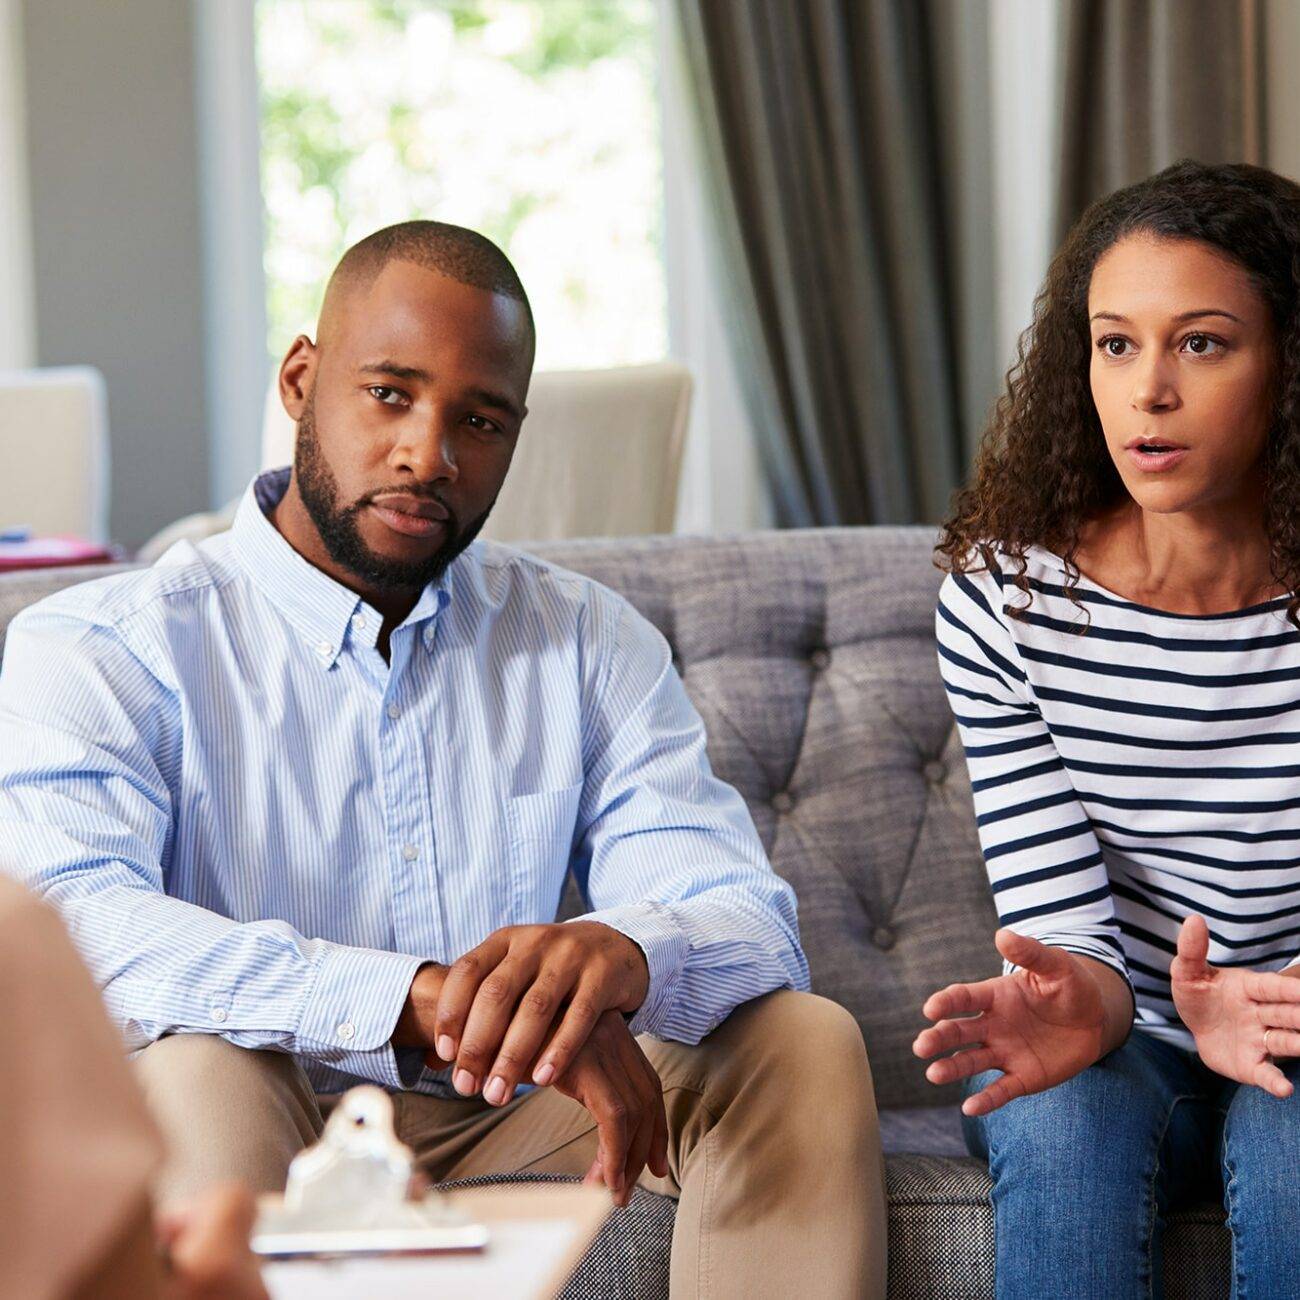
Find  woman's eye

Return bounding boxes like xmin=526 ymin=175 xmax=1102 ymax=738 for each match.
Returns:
xmin=1182 ymin=333 xmax=1224 ymax=356
xmin=1097 ymin=336 xmax=1131 ymax=358
xmin=368 ymin=386 xmax=406 ymax=406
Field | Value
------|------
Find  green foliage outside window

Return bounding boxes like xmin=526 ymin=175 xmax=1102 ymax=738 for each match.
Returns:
xmin=256 ymin=0 xmax=665 ymax=369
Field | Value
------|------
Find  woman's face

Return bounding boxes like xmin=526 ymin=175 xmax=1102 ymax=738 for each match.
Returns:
xmin=1087 ymin=233 xmax=1278 ymax=516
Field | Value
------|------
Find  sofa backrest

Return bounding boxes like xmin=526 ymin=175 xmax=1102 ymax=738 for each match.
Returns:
xmin=0 ymin=528 xmax=1002 ymax=1109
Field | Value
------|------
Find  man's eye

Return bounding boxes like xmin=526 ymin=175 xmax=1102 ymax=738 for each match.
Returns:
xmin=368 ymin=386 xmax=406 ymax=406
xmin=465 ymin=414 xmax=500 ymax=433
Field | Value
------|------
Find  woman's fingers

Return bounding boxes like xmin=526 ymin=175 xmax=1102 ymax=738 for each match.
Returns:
xmin=922 ymin=979 xmax=998 ymax=1022
xmin=1258 ymin=1002 xmax=1300 ymax=1032
xmin=913 ymin=1013 xmax=987 ymax=1060
xmin=1263 ymin=1028 xmax=1300 ymax=1059
xmin=994 ymin=928 xmax=1070 ymax=978
xmin=961 ymin=1071 xmax=1026 ymax=1118
xmin=925 ymin=1045 xmax=998 ymax=1086
xmin=1171 ymin=914 xmax=1212 ymax=981
xmin=1253 ymin=1059 xmax=1295 ymax=1099
xmin=1244 ymin=970 xmax=1300 ymax=1005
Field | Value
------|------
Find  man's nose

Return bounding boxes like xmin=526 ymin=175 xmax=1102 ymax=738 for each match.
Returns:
xmin=392 ymin=412 xmax=458 ymax=482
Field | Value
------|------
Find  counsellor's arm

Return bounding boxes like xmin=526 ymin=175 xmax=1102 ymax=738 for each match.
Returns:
xmin=0 ymin=603 xmax=425 ymax=1089
xmin=412 ymin=591 xmax=808 ymax=1107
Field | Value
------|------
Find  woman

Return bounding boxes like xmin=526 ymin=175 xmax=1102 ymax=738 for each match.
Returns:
xmin=916 ymin=159 xmax=1300 ymax=1298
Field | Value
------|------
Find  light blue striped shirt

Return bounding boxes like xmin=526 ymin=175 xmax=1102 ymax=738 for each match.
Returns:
xmin=0 ymin=468 xmax=806 ymax=1095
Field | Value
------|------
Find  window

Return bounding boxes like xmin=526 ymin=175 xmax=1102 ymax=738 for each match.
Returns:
xmin=255 ymin=0 xmax=666 ymax=370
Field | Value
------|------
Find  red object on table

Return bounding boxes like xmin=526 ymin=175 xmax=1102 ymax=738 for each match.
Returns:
xmin=0 ymin=535 xmax=118 ymax=571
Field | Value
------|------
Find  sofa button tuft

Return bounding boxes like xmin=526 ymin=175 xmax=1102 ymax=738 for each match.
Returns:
xmin=871 ymin=926 xmax=897 ymax=951
xmin=809 ymin=648 xmax=831 ymax=671
xmin=770 ymin=791 xmax=795 ymax=815
xmin=923 ymin=759 xmax=948 ymax=785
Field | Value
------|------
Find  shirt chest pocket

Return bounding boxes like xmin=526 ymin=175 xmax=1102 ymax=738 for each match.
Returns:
xmin=506 ymin=782 xmax=584 ymax=924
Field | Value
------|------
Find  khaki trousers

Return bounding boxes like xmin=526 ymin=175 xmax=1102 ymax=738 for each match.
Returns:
xmin=136 ymin=990 xmax=886 ymax=1299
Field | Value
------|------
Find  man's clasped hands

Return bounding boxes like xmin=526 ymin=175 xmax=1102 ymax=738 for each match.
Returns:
xmin=393 ymin=920 xmax=666 ymax=1207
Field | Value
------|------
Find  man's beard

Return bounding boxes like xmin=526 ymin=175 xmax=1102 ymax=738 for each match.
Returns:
xmin=293 ymin=394 xmax=491 ymax=594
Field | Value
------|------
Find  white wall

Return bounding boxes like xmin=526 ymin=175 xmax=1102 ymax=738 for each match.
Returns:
xmin=0 ymin=0 xmax=33 ymax=369
xmin=658 ymin=0 xmax=772 ymax=535
xmin=989 ymin=0 xmax=1062 ymax=377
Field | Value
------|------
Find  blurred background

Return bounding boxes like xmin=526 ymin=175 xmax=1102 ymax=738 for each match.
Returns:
xmin=0 ymin=0 xmax=1295 ymax=556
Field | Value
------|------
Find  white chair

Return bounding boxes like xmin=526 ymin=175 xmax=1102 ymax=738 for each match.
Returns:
xmin=139 ymin=363 xmax=692 ymax=559
xmin=0 ymin=367 xmax=110 ymax=541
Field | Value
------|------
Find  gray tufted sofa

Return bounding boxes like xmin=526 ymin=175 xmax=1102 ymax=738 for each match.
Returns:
xmin=0 ymin=528 xmax=1231 ymax=1298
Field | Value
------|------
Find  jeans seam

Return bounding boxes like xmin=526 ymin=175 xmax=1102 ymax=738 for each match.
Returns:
xmin=1221 ymin=1121 xmax=1243 ymax=1300
xmin=1143 ymin=1090 xmax=1196 ymax=1300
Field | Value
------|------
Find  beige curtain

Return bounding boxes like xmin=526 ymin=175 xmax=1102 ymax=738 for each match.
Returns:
xmin=669 ymin=0 xmax=995 ymax=527
xmin=1055 ymin=0 xmax=1264 ymax=237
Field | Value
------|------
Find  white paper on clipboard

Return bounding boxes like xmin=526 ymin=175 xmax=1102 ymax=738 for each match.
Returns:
xmin=263 ymin=1184 xmax=612 ymax=1300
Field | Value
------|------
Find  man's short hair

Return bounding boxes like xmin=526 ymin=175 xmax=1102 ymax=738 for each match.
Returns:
xmin=328 ymin=220 xmax=534 ymax=338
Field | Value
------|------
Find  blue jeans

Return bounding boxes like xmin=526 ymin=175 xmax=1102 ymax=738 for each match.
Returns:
xmin=964 ymin=1031 xmax=1300 ymax=1300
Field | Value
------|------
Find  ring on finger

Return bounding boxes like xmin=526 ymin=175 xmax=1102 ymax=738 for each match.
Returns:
xmin=1265 ymin=1027 xmax=1276 ymax=1058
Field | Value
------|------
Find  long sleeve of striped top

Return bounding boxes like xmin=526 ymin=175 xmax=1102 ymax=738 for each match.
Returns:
xmin=936 ymin=564 xmax=1133 ymax=991
xmin=937 ymin=548 xmax=1300 ymax=1051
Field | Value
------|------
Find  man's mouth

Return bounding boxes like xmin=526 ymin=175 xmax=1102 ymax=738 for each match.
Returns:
xmin=369 ymin=495 xmax=449 ymax=539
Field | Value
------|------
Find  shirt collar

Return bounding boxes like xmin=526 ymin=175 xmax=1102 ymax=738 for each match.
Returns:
xmin=231 ymin=467 xmax=452 ymax=669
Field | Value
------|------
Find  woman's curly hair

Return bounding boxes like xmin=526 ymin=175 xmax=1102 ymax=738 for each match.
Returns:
xmin=937 ymin=159 xmax=1300 ymax=629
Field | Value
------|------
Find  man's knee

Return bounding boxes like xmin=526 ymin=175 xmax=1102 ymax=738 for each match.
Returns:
xmin=696 ymin=990 xmax=874 ymax=1119
xmin=135 ymin=1034 xmax=321 ymax=1202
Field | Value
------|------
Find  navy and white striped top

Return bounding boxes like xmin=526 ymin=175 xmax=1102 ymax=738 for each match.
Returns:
xmin=937 ymin=546 xmax=1300 ymax=1051
xmin=0 ymin=468 xmax=805 ymax=1095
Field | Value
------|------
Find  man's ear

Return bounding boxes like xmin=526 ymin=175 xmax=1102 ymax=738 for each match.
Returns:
xmin=279 ymin=335 xmax=317 ymax=420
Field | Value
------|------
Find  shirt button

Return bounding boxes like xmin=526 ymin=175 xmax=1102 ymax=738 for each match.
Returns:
xmin=423 ymin=626 xmax=437 ymax=648
xmin=315 ymin=641 xmax=331 ymax=658
xmin=337 ymin=1021 xmax=355 ymax=1041
xmin=386 ymin=703 xmax=400 ymax=720
xmin=210 ymin=1006 xmax=228 ymax=1023
xmin=402 ymin=844 xmax=419 ymax=861
xmin=351 ymin=613 xmax=367 ymax=631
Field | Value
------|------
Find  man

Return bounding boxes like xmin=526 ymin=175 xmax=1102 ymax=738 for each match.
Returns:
xmin=0 ymin=222 xmax=884 ymax=1295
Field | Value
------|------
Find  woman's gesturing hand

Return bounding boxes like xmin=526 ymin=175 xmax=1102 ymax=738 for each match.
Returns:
xmin=1171 ymin=914 xmax=1300 ymax=1100
xmin=913 ymin=928 xmax=1116 ymax=1117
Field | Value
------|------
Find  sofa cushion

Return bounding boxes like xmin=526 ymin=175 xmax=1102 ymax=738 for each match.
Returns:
xmin=532 ymin=530 xmax=1002 ymax=1109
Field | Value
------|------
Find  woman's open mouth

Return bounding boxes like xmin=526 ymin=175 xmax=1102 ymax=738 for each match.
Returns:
xmin=1125 ymin=440 xmax=1189 ymax=473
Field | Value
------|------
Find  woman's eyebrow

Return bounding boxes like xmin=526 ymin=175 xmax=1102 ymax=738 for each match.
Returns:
xmin=1089 ymin=309 xmax=1245 ymax=324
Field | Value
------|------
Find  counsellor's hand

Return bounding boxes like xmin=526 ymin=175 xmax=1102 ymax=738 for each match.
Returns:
xmin=394 ymin=922 xmax=650 ymax=1105
xmin=913 ymin=928 xmax=1129 ymax=1117
xmin=552 ymin=1010 xmax=668 ymax=1208
xmin=157 ymin=1183 xmax=269 ymax=1300
xmin=1172 ymin=913 xmax=1300 ymax=1099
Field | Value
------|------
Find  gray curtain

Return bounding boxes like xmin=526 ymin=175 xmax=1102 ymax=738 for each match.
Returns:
xmin=670 ymin=0 xmax=991 ymax=527
xmin=1055 ymin=0 xmax=1264 ymax=238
